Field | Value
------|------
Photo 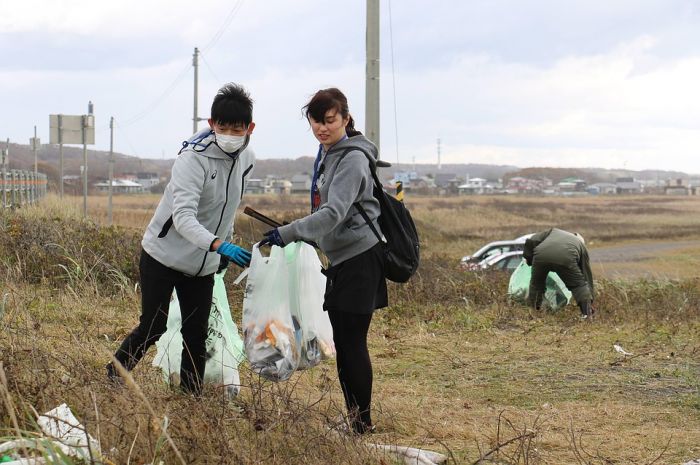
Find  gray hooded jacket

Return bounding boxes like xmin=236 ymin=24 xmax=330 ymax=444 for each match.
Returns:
xmin=142 ymin=129 xmax=255 ymax=276
xmin=277 ymin=135 xmax=381 ymax=265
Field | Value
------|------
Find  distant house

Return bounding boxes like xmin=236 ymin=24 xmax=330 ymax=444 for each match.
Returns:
xmin=615 ymin=177 xmax=643 ymax=194
xmin=505 ymin=177 xmax=550 ymax=194
xmin=433 ymin=172 xmax=458 ymax=188
xmin=136 ymin=172 xmax=160 ymax=190
xmin=665 ymin=178 xmax=691 ymax=195
xmin=557 ymin=177 xmax=587 ymax=194
xmin=269 ymin=179 xmax=292 ymax=195
xmin=290 ymin=174 xmax=311 ymax=193
xmin=94 ymin=179 xmax=145 ymax=194
xmin=245 ymin=178 xmax=267 ymax=194
xmin=392 ymin=171 xmax=419 ymax=188
xmin=458 ymin=177 xmax=495 ymax=195
xmin=588 ymin=183 xmax=617 ymax=195
xmin=408 ymin=176 xmax=435 ymax=193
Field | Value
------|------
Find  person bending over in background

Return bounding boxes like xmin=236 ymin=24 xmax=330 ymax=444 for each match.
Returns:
xmin=107 ymin=83 xmax=256 ymax=394
xmin=260 ymin=88 xmax=386 ymax=434
xmin=523 ymin=228 xmax=595 ymax=319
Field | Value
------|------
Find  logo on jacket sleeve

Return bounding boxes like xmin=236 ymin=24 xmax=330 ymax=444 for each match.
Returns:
xmin=211 ymin=170 xmax=218 ymax=179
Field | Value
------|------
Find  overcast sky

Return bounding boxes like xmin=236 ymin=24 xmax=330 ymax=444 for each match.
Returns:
xmin=3 ymin=0 xmax=700 ymax=173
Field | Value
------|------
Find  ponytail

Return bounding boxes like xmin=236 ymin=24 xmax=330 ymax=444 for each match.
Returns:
xmin=345 ymin=115 xmax=362 ymax=137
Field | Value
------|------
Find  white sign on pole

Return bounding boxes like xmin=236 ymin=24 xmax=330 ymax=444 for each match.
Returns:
xmin=49 ymin=114 xmax=95 ymax=144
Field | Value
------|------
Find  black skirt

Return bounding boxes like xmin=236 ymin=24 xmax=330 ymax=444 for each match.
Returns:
xmin=322 ymin=242 xmax=388 ymax=314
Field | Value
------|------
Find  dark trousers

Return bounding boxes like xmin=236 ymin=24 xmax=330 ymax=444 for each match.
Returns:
xmin=114 ymin=250 xmax=214 ymax=394
xmin=529 ymin=261 xmax=592 ymax=310
xmin=328 ymin=310 xmax=374 ymax=433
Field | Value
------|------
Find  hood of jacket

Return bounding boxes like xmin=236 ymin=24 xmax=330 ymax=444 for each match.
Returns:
xmin=326 ymin=134 xmax=379 ymax=163
xmin=180 ymin=128 xmax=251 ymax=160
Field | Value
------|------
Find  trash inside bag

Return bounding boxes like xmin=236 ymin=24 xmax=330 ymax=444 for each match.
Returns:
xmin=153 ymin=269 xmax=245 ymax=397
xmin=242 ymin=242 xmax=334 ymax=381
xmin=284 ymin=242 xmax=335 ymax=369
xmin=508 ymin=259 xmax=572 ymax=310
xmin=243 ymin=245 xmax=300 ymax=381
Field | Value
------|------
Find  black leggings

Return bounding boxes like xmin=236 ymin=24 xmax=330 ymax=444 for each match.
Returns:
xmin=114 ymin=250 xmax=214 ymax=394
xmin=328 ymin=310 xmax=373 ymax=433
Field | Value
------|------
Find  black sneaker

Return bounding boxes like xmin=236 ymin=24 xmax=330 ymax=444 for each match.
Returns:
xmin=106 ymin=362 xmax=124 ymax=385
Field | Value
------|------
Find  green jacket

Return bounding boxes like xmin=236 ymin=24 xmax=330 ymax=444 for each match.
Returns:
xmin=523 ymin=228 xmax=594 ymax=296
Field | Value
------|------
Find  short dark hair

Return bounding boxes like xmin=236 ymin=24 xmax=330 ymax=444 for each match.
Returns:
xmin=211 ymin=83 xmax=253 ymax=126
xmin=302 ymin=88 xmax=361 ymax=136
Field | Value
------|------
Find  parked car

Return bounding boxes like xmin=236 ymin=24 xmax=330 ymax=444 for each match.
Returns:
xmin=475 ymin=250 xmax=524 ymax=271
xmin=459 ymin=234 xmax=533 ymax=270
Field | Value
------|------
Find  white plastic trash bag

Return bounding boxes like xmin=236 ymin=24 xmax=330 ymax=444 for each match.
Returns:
xmin=242 ymin=244 xmax=300 ymax=381
xmin=285 ymin=242 xmax=335 ymax=368
xmin=153 ymin=269 xmax=245 ymax=397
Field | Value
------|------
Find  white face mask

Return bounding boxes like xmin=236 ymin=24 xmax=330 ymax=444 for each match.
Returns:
xmin=215 ymin=132 xmax=247 ymax=153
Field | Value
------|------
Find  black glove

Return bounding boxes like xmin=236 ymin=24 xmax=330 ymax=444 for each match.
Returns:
xmin=260 ymin=228 xmax=285 ymax=247
xmin=217 ymin=256 xmax=230 ymax=274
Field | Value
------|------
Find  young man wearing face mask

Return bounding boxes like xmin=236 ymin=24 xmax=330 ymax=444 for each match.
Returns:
xmin=107 ymin=83 xmax=256 ymax=395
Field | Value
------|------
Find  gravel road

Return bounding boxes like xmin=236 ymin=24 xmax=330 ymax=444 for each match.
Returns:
xmin=589 ymin=240 xmax=700 ymax=263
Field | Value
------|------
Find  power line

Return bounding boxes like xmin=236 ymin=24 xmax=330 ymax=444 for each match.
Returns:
xmin=119 ymin=64 xmax=192 ymax=127
xmin=116 ymin=0 xmax=245 ymax=128
xmin=201 ymin=0 xmax=245 ymax=53
xmin=199 ymin=51 xmax=221 ymax=83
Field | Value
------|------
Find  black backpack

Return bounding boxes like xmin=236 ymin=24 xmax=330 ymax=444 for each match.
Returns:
xmin=342 ymin=148 xmax=420 ymax=283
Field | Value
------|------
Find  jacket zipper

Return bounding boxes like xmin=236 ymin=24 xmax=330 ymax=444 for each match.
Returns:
xmin=193 ymin=158 xmax=238 ymax=277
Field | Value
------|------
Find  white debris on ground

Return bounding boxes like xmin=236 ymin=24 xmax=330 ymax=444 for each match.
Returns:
xmin=613 ymin=344 xmax=633 ymax=356
xmin=0 ymin=403 xmax=101 ymax=464
xmin=367 ymin=443 xmax=448 ymax=465
xmin=36 ymin=403 xmax=101 ymax=459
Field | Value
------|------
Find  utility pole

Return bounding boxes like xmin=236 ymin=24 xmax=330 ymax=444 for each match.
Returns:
xmin=437 ymin=138 xmax=442 ymax=171
xmin=82 ymin=112 xmax=88 ymax=216
xmin=1 ymin=139 xmax=7 ymax=208
xmin=58 ymin=114 xmax=64 ymax=198
xmin=365 ymin=0 xmax=380 ymax=151
xmin=31 ymin=126 xmax=39 ymax=176
xmin=108 ymin=116 xmax=114 ymax=226
xmin=193 ymin=47 xmax=200 ymax=134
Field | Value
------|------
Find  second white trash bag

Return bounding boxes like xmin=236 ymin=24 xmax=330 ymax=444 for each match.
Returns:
xmin=285 ymin=242 xmax=335 ymax=369
xmin=242 ymin=242 xmax=335 ymax=381
xmin=152 ymin=270 xmax=245 ymax=397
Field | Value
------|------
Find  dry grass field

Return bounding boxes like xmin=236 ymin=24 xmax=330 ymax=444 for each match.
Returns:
xmin=1 ymin=193 xmax=699 ymax=464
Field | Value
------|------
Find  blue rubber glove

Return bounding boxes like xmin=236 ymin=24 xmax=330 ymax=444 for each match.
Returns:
xmin=260 ymin=228 xmax=285 ymax=247
xmin=216 ymin=242 xmax=252 ymax=267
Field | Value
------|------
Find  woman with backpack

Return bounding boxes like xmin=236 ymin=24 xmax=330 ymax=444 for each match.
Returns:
xmin=260 ymin=88 xmax=386 ymax=434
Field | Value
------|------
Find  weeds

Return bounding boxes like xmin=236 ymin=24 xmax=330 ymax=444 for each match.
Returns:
xmin=2 ymin=195 xmax=700 ymax=464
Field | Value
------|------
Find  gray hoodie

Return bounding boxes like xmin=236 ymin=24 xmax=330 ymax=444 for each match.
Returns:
xmin=277 ymin=135 xmax=381 ymax=265
xmin=142 ymin=129 xmax=255 ymax=276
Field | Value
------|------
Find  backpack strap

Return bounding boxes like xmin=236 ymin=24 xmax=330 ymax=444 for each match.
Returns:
xmin=354 ymin=201 xmax=383 ymax=242
xmin=336 ymin=147 xmax=385 ymax=243
xmin=178 ymin=129 xmax=215 ymax=155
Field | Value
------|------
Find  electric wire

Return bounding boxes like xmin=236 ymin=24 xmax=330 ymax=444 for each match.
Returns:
xmin=115 ymin=0 xmax=245 ymax=129
xmin=201 ymin=0 xmax=245 ymax=53
xmin=118 ymin=63 xmax=192 ymax=127
xmin=199 ymin=51 xmax=221 ymax=84
xmin=388 ymin=0 xmax=400 ymax=166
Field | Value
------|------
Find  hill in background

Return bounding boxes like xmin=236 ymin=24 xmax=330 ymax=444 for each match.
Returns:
xmin=1 ymin=140 xmax=692 ymax=187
